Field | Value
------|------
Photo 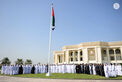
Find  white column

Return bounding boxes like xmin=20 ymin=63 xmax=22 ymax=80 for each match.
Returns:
xmin=66 ymin=50 xmax=69 ymax=64
xmin=95 ymin=47 xmax=98 ymax=63
xmin=78 ymin=50 xmax=80 ymax=63
xmin=62 ymin=54 xmax=64 ymax=63
xmin=107 ymin=48 xmax=110 ymax=63
xmin=114 ymin=49 xmax=117 ymax=63
xmin=58 ymin=55 xmax=59 ymax=63
xmin=53 ymin=54 xmax=57 ymax=64
xmin=83 ymin=48 xmax=88 ymax=63
xmin=54 ymin=54 xmax=57 ymax=64
xmin=121 ymin=47 xmax=122 ymax=60
xmin=73 ymin=51 xmax=75 ymax=62
xmin=97 ymin=47 xmax=102 ymax=63
xmin=56 ymin=55 xmax=59 ymax=63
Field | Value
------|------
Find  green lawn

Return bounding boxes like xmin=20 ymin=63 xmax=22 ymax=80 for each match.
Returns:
xmin=0 ymin=70 xmax=1 ymax=76
xmin=1 ymin=73 xmax=122 ymax=80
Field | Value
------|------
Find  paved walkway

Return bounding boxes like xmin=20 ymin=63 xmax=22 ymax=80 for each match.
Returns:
xmin=0 ymin=76 xmax=122 ymax=82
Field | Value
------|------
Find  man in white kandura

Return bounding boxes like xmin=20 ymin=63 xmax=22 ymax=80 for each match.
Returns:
xmin=111 ymin=64 xmax=117 ymax=77
xmin=1 ymin=65 xmax=5 ymax=75
xmin=93 ymin=64 xmax=96 ymax=75
xmin=104 ymin=64 xmax=109 ymax=78
xmin=116 ymin=63 xmax=122 ymax=76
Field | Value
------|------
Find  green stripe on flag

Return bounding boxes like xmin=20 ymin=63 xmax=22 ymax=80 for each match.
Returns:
xmin=52 ymin=16 xmax=55 ymax=26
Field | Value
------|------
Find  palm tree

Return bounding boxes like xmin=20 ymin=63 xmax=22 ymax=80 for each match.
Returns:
xmin=1 ymin=57 xmax=11 ymax=65
xmin=25 ymin=59 xmax=32 ymax=65
xmin=15 ymin=58 xmax=24 ymax=65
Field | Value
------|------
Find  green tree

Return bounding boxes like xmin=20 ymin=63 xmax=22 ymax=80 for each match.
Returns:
xmin=15 ymin=58 xmax=24 ymax=65
xmin=25 ymin=59 xmax=32 ymax=65
xmin=1 ymin=57 xmax=11 ymax=65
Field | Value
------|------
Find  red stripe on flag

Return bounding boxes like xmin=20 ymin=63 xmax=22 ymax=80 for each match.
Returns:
xmin=52 ymin=7 xmax=54 ymax=16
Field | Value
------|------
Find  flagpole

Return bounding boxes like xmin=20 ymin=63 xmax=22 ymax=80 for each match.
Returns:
xmin=46 ymin=3 xmax=53 ymax=76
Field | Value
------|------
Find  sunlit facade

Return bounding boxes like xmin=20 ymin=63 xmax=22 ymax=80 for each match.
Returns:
xmin=53 ymin=41 xmax=122 ymax=64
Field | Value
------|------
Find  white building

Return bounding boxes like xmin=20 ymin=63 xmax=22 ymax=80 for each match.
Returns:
xmin=53 ymin=41 xmax=122 ymax=64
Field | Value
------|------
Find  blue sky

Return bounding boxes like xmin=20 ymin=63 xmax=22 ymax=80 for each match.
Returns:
xmin=0 ymin=0 xmax=122 ymax=64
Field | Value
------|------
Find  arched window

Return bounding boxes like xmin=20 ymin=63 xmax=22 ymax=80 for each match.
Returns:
xmin=80 ymin=51 xmax=83 ymax=61
xmin=103 ymin=50 xmax=106 ymax=54
xmin=69 ymin=51 xmax=73 ymax=62
xmin=75 ymin=51 xmax=78 ymax=56
xmin=70 ymin=52 xmax=73 ymax=56
xmin=115 ymin=48 xmax=121 ymax=60
xmin=75 ymin=51 xmax=78 ymax=61
xmin=109 ymin=49 xmax=114 ymax=54
xmin=80 ymin=57 xmax=83 ymax=61
xmin=80 ymin=51 xmax=82 ymax=56
xmin=115 ymin=49 xmax=121 ymax=54
xmin=58 ymin=56 xmax=60 ymax=63
xmin=102 ymin=49 xmax=107 ymax=61
xmin=71 ymin=58 xmax=73 ymax=61
xmin=109 ymin=49 xmax=115 ymax=60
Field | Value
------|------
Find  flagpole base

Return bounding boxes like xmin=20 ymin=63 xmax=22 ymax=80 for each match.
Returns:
xmin=46 ymin=72 xmax=51 ymax=76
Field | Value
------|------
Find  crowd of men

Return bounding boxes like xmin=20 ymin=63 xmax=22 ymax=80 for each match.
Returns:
xmin=1 ymin=63 xmax=122 ymax=78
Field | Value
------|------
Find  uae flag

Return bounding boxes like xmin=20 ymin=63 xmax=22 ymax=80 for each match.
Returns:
xmin=51 ymin=5 xmax=55 ymax=30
